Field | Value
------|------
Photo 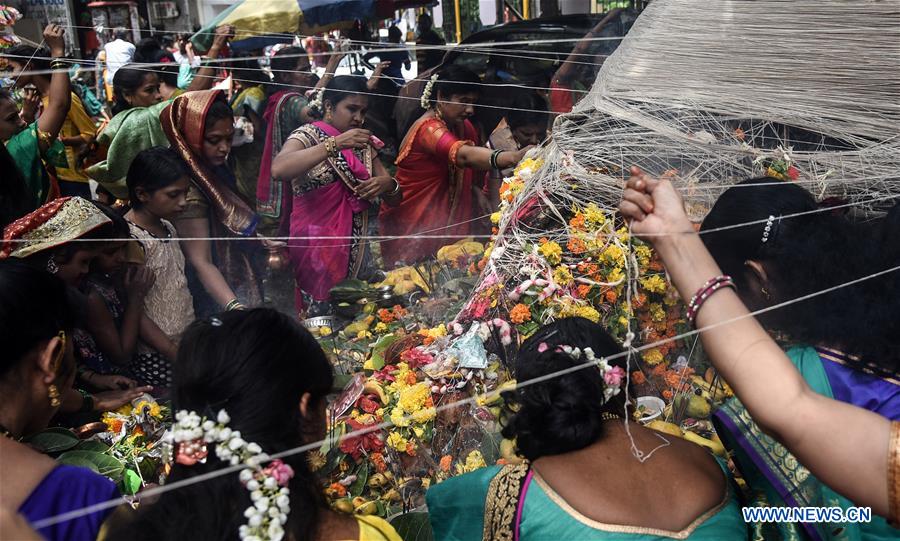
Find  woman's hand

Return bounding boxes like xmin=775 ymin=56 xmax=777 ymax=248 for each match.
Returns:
xmin=212 ymin=25 xmax=235 ymax=48
xmin=498 ymin=146 xmax=533 ymax=169
xmin=356 ymin=175 xmax=396 ymax=200
xmin=334 ymin=128 xmax=372 ymax=150
xmin=93 ymin=386 xmax=154 ymax=412
xmin=43 ymin=24 xmax=66 ymax=58
xmin=367 ymin=61 xmax=391 ymax=90
xmin=124 ymin=265 xmax=155 ymax=303
xmin=91 ymin=373 xmax=139 ymax=391
xmin=20 ymin=88 xmax=40 ymax=123
xmin=258 ymin=235 xmax=286 ymax=249
xmin=618 ymin=167 xmax=694 ymax=245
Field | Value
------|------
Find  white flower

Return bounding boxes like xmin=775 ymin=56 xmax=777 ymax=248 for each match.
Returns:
xmin=250 ymin=490 xmax=263 ymax=502
xmin=264 ymin=477 xmax=277 ymax=490
xmin=254 ymin=497 xmax=269 ymax=511
xmin=247 ymin=479 xmax=260 ymax=491
xmin=231 ymin=456 xmax=240 ymax=465
xmin=276 ymin=494 xmax=290 ymax=511
xmin=202 ymin=420 xmax=215 ymax=431
xmin=248 ymin=514 xmax=262 ymax=528
xmin=217 ymin=409 xmax=231 ymax=424
xmin=229 ymin=437 xmax=246 ymax=451
xmin=268 ymin=506 xmax=280 ymax=518
xmin=239 ymin=525 xmax=249 ymax=538
xmin=175 ymin=410 xmax=187 ymax=421
xmin=190 ymin=427 xmax=203 ymax=440
xmin=239 ymin=469 xmax=254 ymax=484
xmin=246 ymin=442 xmax=262 ymax=455
xmin=219 ymin=427 xmax=232 ymax=441
xmin=268 ymin=523 xmax=285 ymax=541
xmin=244 ymin=506 xmax=258 ymax=518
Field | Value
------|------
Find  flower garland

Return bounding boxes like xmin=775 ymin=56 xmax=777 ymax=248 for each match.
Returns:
xmin=420 ymin=73 xmax=439 ymax=109
xmin=308 ymin=87 xmax=325 ymax=115
xmin=543 ymin=346 xmax=625 ymax=403
xmin=167 ymin=410 xmax=294 ymax=541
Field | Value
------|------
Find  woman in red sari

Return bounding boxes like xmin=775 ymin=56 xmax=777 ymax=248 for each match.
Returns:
xmin=379 ymin=65 xmax=528 ymax=266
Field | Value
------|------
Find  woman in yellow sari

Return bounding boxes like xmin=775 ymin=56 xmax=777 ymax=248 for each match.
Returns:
xmin=160 ymin=89 xmax=264 ymax=316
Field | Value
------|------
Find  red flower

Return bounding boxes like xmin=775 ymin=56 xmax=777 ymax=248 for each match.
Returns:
xmin=359 ymin=395 xmax=379 ymax=413
xmin=787 ymin=166 xmax=800 ymax=180
xmin=340 ymin=418 xmax=385 ymax=460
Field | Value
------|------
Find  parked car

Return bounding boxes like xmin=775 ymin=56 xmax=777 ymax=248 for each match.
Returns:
xmin=392 ymin=11 xmax=639 ymax=144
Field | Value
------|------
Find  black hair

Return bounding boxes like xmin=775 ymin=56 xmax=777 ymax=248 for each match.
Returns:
xmin=310 ymin=75 xmax=368 ymax=118
xmin=701 ymin=178 xmax=899 ymax=377
xmin=417 ymin=13 xmax=433 ymax=30
xmin=0 ymin=260 xmax=76 ymax=375
xmin=158 ymin=61 xmax=179 ymax=89
xmin=388 ymin=25 xmax=402 ymax=43
xmin=106 ymin=308 xmax=334 ymax=541
xmin=507 ymin=92 xmax=548 ymax=131
xmin=501 ymin=317 xmax=629 ymax=461
xmin=112 ymin=65 xmax=157 ymax=115
xmin=270 ymin=47 xmax=309 ymax=84
xmin=231 ymin=55 xmax=271 ymax=85
xmin=431 ymin=64 xmax=480 ymax=105
xmin=127 ymin=146 xmax=189 ymax=208
xmin=204 ymin=97 xmax=235 ymax=131
xmin=3 ymin=45 xmax=52 ymax=78
xmin=91 ymin=201 xmax=130 ymax=239
xmin=132 ymin=38 xmax=163 ymax=63
xmin=0 ymin=145 xmax=29 ymax=228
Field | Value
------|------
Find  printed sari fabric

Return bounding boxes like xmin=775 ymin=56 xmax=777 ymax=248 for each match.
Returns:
xmin=283 ymin=122 xmax=378 ymax=308
xmin=379 ymin=117 xmax=479 ymax=267
xmin=714 ymin=346 xmax=900 ymax=541
xmin=229 ymin=85 xmax=267 ymax=203
xmin=6 ymin=121 xmax=64 ymax=210
xmin=160 ymin=90 xmax=263 ymax=312
xmin=255 ymin=90 xmax=309 ymax=227
xmin=427 ymin=461 xmax=747 ymax=540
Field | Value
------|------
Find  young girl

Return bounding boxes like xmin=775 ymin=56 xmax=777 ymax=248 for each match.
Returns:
xmin=75 ymin=203 xmax=154 ymax=386
xmin=124 ymin=147 xmax=195 ymax=387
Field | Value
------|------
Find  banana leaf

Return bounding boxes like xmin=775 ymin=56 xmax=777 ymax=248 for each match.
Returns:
xmin=389 ymin=512 xmax=434 ymax=541
xmin=26 ymin=428 xmax=80 ymax=454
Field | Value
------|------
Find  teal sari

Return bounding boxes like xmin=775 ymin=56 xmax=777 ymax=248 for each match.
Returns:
xmin=427 ymin=460 xmax=747 ymax=540
xmin=6 ymin=122 xmax=65 ymax=209
xmin=714 ymin=346 xmax=896 ymax=541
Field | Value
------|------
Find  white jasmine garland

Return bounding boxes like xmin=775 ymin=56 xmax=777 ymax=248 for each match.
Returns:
xmin=167 ymin=409 xmax=296 ymax=541
xmin=420 ymin=73 xmax=439 ymax=109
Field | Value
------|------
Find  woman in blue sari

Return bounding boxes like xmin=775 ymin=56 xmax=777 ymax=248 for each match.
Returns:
xmin=428 ymin=317 xmax=748 ymax=540
xmin=0 ymin=261 xmax=121 ymax=540
xmin=701 ymin=178 xmax=900 ymax=540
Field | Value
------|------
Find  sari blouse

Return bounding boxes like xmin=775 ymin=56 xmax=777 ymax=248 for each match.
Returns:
xmin=379 ymin=117 xmax=478 ymax=267
xmin=7 ymin=122 xmax=64 ymax=209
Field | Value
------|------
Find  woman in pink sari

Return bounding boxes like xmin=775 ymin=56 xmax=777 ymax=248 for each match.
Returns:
xmin=271 ymin=76 xmax=401 ymax=315
xmin=379 ymin=65 xmax=529 ymax=267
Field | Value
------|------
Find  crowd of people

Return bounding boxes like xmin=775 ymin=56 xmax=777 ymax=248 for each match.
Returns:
xmin=0 ymin=17 xmax=898 ymax=541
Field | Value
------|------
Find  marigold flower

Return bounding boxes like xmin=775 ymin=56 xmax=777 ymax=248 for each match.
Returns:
xmin=538 ymin=241 xmax=563 ymax=265
xmin=509 ymin=303 xmax=532 ymax=324
xmin=439 ymin=455 xmax=452 ymax=472
xmin=405 ymin=442 xmax=417 ymax=456
xmin=605 ymin=289 xmax=618 ymax=303
xmin=328 ymin=482 xmax=347 ymax=498
xmin=643 ymin=348 xmax=665 ymax=365
xmin=370 ymin=452 xmax=387 ymax=473
xmin=662 ymin=389 xmax=674 ymax=400
xmin=632 ymin=371 xmax=647 ymax=384
xmin=567 ymin=237 xmax=587 ymax=254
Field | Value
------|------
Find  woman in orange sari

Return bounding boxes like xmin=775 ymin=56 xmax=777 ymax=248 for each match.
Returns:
xmin=160 ymin=89 xmax=264 ymax=316
xmin=379 ymin=66 xmax=528 ymax=266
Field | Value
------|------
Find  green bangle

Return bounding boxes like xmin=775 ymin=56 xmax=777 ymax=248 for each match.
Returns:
xmin=77 ymin=389 xmax=94 ymax=413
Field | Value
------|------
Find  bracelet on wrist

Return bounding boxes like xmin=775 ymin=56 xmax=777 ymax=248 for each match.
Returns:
xmin=686 ymin=275 xmax=736 ymax=325
xmin=489 ymin=149 xmax=503 ymax=170
xmin=224 ymin=298 xmax=246 ymax=311
xmin=387 ymin=177 xmax=400 ymax=196
xmin=77 ymin=388 xmax=94 ymax=413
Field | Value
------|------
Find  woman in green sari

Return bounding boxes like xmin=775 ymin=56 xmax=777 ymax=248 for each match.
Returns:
xmin=0 ymin=24 xmax=70 ymax=221
xmin=427 ymin=317 xmax=747 ymax=540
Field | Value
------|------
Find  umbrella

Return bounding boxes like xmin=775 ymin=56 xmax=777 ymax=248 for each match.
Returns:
xmin=191 ymin=0 xmax=303 ymax=53
xmin=297 ymin=0 xmax=376 ymax=28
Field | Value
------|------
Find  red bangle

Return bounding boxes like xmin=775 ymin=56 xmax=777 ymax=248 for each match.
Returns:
xmin=686 ymin=275 xmax=736 ymax=325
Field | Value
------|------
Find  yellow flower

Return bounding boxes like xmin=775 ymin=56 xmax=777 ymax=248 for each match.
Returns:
xmin=649 ymin=303 xmax=666 ymax=323
xmin=616 ymin=227 xmax=630 ymax=243
xmin=600 ymin=244 xmax=625 ymax=266
xmin=574 ymin=305 xmax=601 ymax=323
xmin=618 ymin=316 xmax=629 ymax=327
xmin=642 ymin=348 xmax=665 ymax=365
xmin=386 ymin=432 xmax=408 ymax=451
xmin=115 ymin=404 xmax=133 ymax=416
xmin=634 ymin=245 xmax=652 ymax=268
xmin=607 ymin=267 xmax=624 ymax=284
xmin=552 ymin=266 xmax=574 ymax=285
xmin=490 ymin=212 xmax=502 ymax=224
xmin=455 ymin=450 xmax=487 ymax=474
xmin=373 ymin=322 xmax=388 ymax=334
xmin=640 ymin=274 xmax=668 ymax=294
xmin=398 ymin=383 xmax=431 ymax=414
xmin=538 ymin=241 xmax=563 ymax=265
xmin=583 ymin=204 xmax=606 ymax=227
xmin=413 ymin=426 xmax=425 ymax=439
xmin=411 ymin=407 xmax=436 ymax=424
xmin=135 ymin=400 xmax=161 ymax=418
xmin=390 ymin=407 xmax=410 ymax=427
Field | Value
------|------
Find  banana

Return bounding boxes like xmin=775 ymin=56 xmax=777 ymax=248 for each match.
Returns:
xmin=476 ymin=380 xmax=516 ymax=406
xmin=333 ymin=499 xmax=354 ymax=513
xmin=363 ymin=381 xmax=389 ymax=405
xmin=645 ymin=420 xmax=684 ymax=437
xmin=682 ymin=430 xmax=727 ymax=457
xmin=368 ymin=473 xmax=388 ymax=488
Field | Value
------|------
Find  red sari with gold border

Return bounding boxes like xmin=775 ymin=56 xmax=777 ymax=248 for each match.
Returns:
xmin=379 ymin=116 xmax=478 ymax=267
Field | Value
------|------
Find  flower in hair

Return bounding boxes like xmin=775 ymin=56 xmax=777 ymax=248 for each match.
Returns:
xmin=167 ymin=409 xmax=293 ymax=541
xmin=308 ymin=87 xmax=325 ymax=114
xmin=554 ymin=346 xmax=625 ymax=404
xmin=420 ymin=73 xmax=439 ymax=109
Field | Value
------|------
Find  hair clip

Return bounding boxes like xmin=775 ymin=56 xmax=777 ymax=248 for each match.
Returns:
xmin=761 ymin=215 xmax=776 ymax=243
xmin=209 ymin=317 xmax=223 ymax=327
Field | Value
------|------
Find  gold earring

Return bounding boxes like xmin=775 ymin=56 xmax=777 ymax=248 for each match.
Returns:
xmin=761 ymin=287 xmax=771 ymax=300
xmin=48 ymin=384 xmax=61 ymax=407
